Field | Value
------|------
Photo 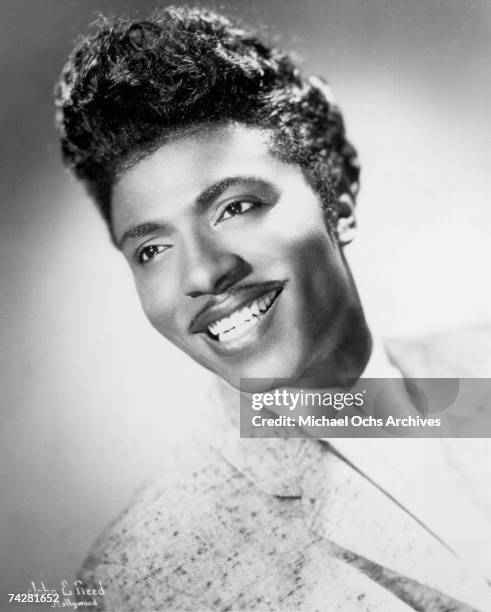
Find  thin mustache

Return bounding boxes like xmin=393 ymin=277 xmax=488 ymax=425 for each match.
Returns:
xmin=188 ymin=281 xmax=284 ymax=332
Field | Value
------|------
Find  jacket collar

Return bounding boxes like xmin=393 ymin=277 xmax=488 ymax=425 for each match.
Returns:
xmin=202 ymin=341 xmax=491 ymax=583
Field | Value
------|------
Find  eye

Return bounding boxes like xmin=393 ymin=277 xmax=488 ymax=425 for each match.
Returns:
xmin=217 ymin=200 xmax=257 ymax=223
xmin=137 ymin=244 xmax=168 ymax=264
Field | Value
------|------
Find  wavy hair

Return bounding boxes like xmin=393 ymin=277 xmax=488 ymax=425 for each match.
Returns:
xmin=55 ymin=6 xmax=360 ymax=230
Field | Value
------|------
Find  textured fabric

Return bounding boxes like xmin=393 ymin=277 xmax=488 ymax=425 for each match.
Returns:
xmin=77 ymin=329 xmax=491 ymax=611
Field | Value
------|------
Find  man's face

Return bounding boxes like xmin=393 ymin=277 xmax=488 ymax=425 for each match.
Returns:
xmin=112 ymin=124 xmax=360 ymax=390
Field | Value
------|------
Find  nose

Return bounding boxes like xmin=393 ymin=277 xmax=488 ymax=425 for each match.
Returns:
xmin=180 ymin=232 xmax=250 ymax=298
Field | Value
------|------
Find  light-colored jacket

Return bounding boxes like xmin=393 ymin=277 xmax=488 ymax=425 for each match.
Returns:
xmin=78 ymin=328 xmax=491 ymax=611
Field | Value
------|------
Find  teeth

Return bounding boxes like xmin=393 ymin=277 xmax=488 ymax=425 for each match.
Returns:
xmin=218 ymin=318 xmax=257 ymax=342
xmin=264 ymin=293 xmax=274 ymax=309
xmin=207 ymin=290 xmax=279 ymax=340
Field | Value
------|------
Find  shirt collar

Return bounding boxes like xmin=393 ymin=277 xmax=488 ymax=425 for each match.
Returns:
xmin=361 ymin=332 xmax=402 ymax=378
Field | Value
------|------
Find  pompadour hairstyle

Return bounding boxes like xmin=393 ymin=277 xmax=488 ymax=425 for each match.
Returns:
xmin=54 ymin=6 xmax=360 ymax=230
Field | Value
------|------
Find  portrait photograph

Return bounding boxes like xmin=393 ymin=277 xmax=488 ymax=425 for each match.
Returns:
xmin=1 ymin=1 xmax=491 ymax=610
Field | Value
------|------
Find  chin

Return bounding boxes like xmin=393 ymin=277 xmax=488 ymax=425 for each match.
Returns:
xmin=222 ymin=376 xmax=285 ymax=394
xmin=216 ymin=353 xmax=310 ymax=393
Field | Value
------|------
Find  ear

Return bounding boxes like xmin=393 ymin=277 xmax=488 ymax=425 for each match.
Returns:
xmin=334 ymin=192 xmax=357 ymax=245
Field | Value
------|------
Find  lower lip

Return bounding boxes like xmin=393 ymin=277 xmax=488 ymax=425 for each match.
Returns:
xmin=200 ymin=288 xmax=283 ymax=358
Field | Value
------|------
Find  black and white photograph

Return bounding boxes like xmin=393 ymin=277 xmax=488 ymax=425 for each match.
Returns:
xmin=1 ymin=1 xmax=491 ymax=610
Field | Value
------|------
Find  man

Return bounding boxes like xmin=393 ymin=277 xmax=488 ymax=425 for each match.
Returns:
xmin=55 ymin=7 xmax=491 ymax=611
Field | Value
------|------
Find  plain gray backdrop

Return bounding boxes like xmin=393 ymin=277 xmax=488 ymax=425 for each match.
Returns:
xmin=1 ymin=0 xmax=490 ymax=600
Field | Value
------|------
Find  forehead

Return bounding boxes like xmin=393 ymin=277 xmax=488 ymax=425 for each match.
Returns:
xmin=111 ymin=124 xmax=297 ymax=232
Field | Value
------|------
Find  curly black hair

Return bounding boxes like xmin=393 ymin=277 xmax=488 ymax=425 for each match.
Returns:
xmin=54 ymin=6 xmax=360 ymax=233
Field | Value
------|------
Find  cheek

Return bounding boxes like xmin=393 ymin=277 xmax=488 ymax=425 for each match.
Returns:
xmin=134 ymin=273 xmax=182 ymax=342
xmin=286 ymin=230 xmax=346 ymax=316
xmin=276 ymin=194 xmax=344 ymax=281
xmin=242 ymin=195 xmax=340 ymax=280
xmin=255 ymin=202 xmax=349 ymax=323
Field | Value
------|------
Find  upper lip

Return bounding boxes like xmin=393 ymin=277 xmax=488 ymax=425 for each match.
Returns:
xmin=188 ymin=280 xmax=286 ymax=335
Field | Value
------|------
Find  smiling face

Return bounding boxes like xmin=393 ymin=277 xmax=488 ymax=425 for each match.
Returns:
xmin=112 ymin=123 xmax=368 ymax=391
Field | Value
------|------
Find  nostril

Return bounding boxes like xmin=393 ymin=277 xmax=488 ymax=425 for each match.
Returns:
xmin=183 ymin=253 xmax=252 ymax=298
xmin=213 ymin=257 xmax=253 ymax=295
xmin=213 ymin=274 xmax=237 ymax=296
xmin=186 ymin=289 xmax=204 ymax=299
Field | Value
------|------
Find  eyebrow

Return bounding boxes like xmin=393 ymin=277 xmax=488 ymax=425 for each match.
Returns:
xmin=117 ymin=221 xmax=170 ymax=250
xmin=117 ymin=175 xmax=275 ymax=250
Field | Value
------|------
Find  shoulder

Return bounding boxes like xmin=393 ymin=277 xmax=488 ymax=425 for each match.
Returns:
xmin=79 ymin=435 xmax=240 ymax=559
xmin=386 ymin=324 xmax=491 ymax=376
xmin=76 ymin=435 xmax=289 ymax=609
xmin=77 ymin=435 xmax=422 ymax=611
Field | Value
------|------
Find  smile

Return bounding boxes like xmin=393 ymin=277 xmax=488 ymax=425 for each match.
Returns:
xmin=207 ymin=289 xmax=281 ymax=342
